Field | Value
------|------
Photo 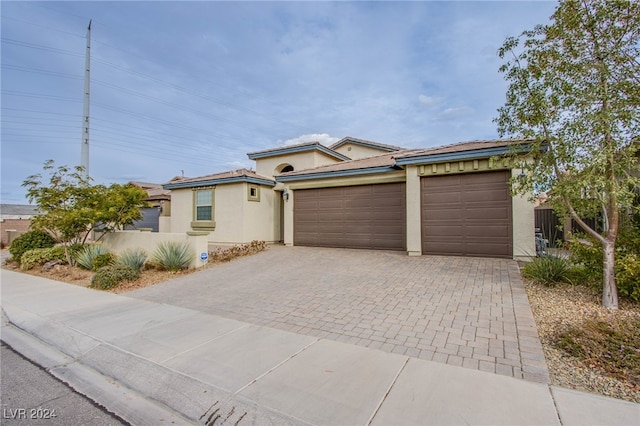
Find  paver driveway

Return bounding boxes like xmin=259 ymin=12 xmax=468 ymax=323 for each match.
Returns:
xmin=129 ymin=246 xmax=549 ymax=383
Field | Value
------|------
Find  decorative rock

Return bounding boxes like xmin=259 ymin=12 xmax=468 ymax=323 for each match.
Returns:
xmin=42 ymin=260 xmax=63 ymax=271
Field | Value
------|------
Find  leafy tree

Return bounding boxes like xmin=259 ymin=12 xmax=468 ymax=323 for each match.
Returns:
xmin=496 ymin=0 xmax=639 ymax=309
xmin=23 ymin=160 xmax=149 ymax=264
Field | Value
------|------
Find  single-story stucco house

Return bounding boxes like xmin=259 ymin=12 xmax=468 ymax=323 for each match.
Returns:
xmin=163 ymin=137 xmax=536 ymax=260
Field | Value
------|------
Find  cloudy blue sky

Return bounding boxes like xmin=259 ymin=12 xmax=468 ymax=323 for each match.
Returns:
xmin=1 ymin=1 xmax=557 ymax=203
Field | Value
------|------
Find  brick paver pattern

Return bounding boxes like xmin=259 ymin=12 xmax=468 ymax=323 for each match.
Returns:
xmin=130 ymin=246 xmax=550 ymax=383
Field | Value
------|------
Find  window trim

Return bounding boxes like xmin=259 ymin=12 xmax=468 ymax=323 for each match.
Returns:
xmin=191 ymin=187 xmax=216 ymax=230
xmin=247 ymin=184 xmax=260 ymax=202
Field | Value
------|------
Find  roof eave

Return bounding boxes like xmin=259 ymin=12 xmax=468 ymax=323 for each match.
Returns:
xmin=164 ymin=176 xmax=275 ymax=190
xmin=247 ymin=144 xmax=350 ymax=161
xmin=395 ymin=144 xmax=535 ymax=166
xmin=275 ymin=165 xmax=401 ymax=182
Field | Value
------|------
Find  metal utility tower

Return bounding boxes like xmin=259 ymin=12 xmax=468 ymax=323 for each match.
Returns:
xmin=81 ymin=20 xmax=92 ymax=177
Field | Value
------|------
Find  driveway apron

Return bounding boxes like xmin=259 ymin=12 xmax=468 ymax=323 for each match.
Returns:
xmin=129 ymin=246 xmax=549 ymax=383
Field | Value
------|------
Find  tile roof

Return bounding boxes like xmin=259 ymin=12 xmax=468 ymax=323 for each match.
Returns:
xmin=0 ymin=204 xmax=39 ymax=217
xmin=163 ymin=168 xmax=275 ymax=189
xmin=329 ymin=136 xmax=405 ymax=152
xmin=246 ymin=141 xmax=350 ymax=161
xmin=394 ymin=139 xmax=532 ymax=159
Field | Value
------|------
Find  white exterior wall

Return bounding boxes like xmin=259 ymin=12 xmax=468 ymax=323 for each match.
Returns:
xmin=169 ymin=183 xmax=279 ymax=245
xmin=512 ymin=169 xmax=536 ymax=260
xmin=242 ymin=183 xmax=280 ymax=243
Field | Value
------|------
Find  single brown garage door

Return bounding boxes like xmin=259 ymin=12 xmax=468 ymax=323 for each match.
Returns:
xmin=421 ymin=171 xmax=512 ymax=258
xmin=294 ymin=183 xmax=406 ymax=250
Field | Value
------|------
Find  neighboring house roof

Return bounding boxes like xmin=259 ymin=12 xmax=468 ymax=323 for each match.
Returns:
xmin=246 ymin=141 xmax=350 ymax=161
xmin=129 ymin=181 xmax=171 ymax=201
xmin=395 ymin=139 xmax=535 ymax=165
xmin=163 ymin=168 xmax=275 ymax=190
xmin=0 ymin=204 xmax=39 ymax=219
xmin=329 ymin=136 xmax=404 ymax=152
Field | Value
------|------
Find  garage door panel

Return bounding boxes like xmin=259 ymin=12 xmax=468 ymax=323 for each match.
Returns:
xmin=465 ymin=207 xmax=510 ymax=220
xmin=294 ymin=182 xmax=406 ymax=251
xmin=421 ymin=171 xmax=512 ymax=258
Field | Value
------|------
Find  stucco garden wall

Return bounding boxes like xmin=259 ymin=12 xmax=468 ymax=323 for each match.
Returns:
xmin=101 ymin=230 xmax=209 ymax=269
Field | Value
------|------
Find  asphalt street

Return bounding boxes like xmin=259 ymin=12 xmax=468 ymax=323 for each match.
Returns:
xmin=0 ymin=342 xmax=128 ymax=426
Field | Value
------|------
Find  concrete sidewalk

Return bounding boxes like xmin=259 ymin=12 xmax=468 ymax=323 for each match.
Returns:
xmin=1 ymin=270 xmax=638 ymax=425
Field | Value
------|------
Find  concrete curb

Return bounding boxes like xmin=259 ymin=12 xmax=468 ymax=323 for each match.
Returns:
xmin=1 ymin=319 xmax=194 ymax=426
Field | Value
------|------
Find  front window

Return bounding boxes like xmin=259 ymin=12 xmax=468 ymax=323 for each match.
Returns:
xmin=191 ymin=187 xmax=215 ymax=229
xmin=196 ymin=189 xmax=212 ymax=220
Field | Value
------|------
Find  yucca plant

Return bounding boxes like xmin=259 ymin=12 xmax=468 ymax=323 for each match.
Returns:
xmin=150 ymin=241 xmax=194 ymax=272
xmin=522 ymin=255 xmax=573 ymax=287
xmin=116 ymin=248 xmax=147 ymax=271
xmin=76 ymin=244 xmax=110 ymax=270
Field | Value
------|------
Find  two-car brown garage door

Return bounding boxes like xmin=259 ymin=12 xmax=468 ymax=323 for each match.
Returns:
xmin=294 ymin=183 xmax=406 ymax=251
xmin=421 ymin=171 xmax=512 ymax=258
xmin=292 ymin=171 xmax=512 ymax=258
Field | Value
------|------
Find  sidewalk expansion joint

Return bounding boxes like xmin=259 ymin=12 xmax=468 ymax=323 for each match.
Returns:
xmin=160 ymin=323 xmax=251 ymax=364
xmin=548 ymin=385 xmax=565 ymax=426
xmin=366 ymin=355 xmax=410 ymax=425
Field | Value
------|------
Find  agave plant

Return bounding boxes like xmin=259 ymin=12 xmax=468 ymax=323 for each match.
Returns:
xmin=75 ymin=244 xmax=110 ymax=270
xmin=115 ymin=248 xmax=147 ymax=271
xmin=150 ymin=241 xmax=194 ymax=272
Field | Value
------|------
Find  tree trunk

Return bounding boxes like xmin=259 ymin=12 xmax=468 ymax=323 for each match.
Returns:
xmin=602 ymin=240 xmax=619 ymax=310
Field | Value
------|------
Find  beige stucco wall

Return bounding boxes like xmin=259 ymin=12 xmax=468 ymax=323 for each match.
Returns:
xmin=405 ymin=165 xmax=422 ymax=256
xmin=170 ymin=182 xmax=280 ymax=245
xmin=332 ymin=143 xmax=389 ymax=160
xmin=101 ymin=230 xmax=209 ymax=269
xmin=511 ymin=169 xmax=536 ymax=261
xmin=254 ymin=151 xmax=342 ymax=177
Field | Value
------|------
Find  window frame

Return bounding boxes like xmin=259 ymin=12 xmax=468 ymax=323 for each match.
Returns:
xmin=191 ymin=187 xmax=216 ymax=230
xmin=247 ymin=184 xmax=261 ymax=202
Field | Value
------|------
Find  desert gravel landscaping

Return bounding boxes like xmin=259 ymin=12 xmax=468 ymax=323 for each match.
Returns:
xmin=525 ymin=279 xmax=640 ymax=403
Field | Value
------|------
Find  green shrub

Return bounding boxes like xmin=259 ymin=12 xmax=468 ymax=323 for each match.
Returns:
xmin=20 ymin=246 xmax=67 ymax=270
xmin=91 ymin=253 xmax=116 ymax=271
xmin=9 ymin=230 xmax=56 ymax=263
xmin=568 ymin=220 xmax=640 ymax=300
xmin=151 ymin=241 xmax=194 ymax=271
xmin=90 ymin=264 xmax=139 ymax=290
xmin=115 ymin=248 xmax=147 ymax=271
xmin=75 ymin=244 xmax=110 ymax=270
xmin=522 ymin=255 xmax=573 ymax=286
xmin=616 ymin=253 xmax=640 ymax=301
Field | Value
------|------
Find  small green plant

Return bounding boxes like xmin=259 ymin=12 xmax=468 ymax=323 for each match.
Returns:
xmin=75 ymin=244 xmax=110 ymax=270
xmin=8 ymin=230 xmax=56 ymax=264
xmin=150 ymin=241 xmax=194 ymax=271
xmin=115 ymin=248 xmax=147 ymax=271
xmin=91 ymin=253 xmax=116 ymax=271
xmin=90 ymin=264 xmax=139 ymax=290
xmin=20 ymin=246 xmax=67 ymax=270
xmin=521 ymin=255 xmax=573 ymax=286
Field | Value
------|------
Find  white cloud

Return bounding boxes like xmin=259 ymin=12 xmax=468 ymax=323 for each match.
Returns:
xmin=438 ymin=106 xmax=475 ymax=121
xmin=282 ymin=133 xmax=340 ymax=147
xmin=418 ymin=94 xmax=443 ymax=107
